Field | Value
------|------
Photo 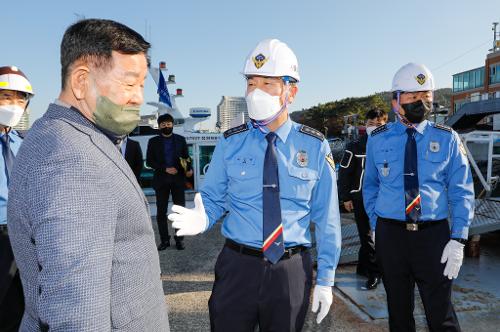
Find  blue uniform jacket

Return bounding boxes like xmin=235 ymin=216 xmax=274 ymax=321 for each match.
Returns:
xmin=200 ymin=118 xmax=342 ymax=286
xmin=1 ymin=130 xmax=22 ymax=225
xmin=363 ymin=120 xmax=474 ymax=239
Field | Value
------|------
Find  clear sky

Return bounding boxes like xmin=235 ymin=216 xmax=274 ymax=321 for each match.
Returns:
xmin=4 ymin=0 xmax=500 ymax=127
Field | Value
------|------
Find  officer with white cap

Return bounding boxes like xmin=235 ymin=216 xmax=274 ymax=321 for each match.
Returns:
xmin=363 ymin=63 xmax=474 ymax=331
xmin=169 ymin=39 xmax=341 ymax=330
xmin=0 ymin=65 xmax=34 ymax=331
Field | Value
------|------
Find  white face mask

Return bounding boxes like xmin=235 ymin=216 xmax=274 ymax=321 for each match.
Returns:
xmin=365 ymin=126 xmax=377 ymax=136
xmin=0 ymin=104 xmax=25 ymax=127
xmin=245 ymin=88 xmax=283 ymax=121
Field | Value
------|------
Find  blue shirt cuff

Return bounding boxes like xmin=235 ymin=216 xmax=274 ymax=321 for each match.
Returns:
xmin=451 ymin=226 xmax=468 ymax=240
xmin=316 ymin=269 xmax=336 ymax=287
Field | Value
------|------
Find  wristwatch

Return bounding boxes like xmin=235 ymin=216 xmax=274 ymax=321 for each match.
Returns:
xmin=452 ymin=238 xmax=467 ymax=245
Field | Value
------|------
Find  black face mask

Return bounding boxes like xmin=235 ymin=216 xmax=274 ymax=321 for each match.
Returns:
xmin=161 ymin=127 xmax=173 ymax=136
xmin=401 ymin=100 xmax=433 ymax=124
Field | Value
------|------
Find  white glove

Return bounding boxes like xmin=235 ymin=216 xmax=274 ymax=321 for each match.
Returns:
xmin=168 ymin=193 xmax=209 ymax=236
xmin=311 ymin=285 xmax=333 ymax=324
xmin=440 ymin=239 xmax=465 ymax=280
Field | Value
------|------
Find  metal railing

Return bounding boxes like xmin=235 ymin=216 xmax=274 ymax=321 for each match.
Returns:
xmin=460 ymin=131 xmax=500 ymax=196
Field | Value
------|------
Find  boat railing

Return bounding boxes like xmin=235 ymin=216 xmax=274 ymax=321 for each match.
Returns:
xmin=460 ymin=130 xmax=500 ymax=197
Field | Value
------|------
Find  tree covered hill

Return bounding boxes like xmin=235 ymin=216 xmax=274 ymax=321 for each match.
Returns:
xmin=290 ymin=88 xmax=452 ymax=137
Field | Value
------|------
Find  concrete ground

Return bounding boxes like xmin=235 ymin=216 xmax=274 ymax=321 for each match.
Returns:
xmin=156 ymin=221 xmax=388 ymax=332
xmin=152 ymin=203 xmax=500 ymax=332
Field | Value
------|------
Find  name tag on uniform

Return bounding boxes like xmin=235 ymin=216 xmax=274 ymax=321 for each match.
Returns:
xmin=429 ymin=141 xmax=440 ymax=152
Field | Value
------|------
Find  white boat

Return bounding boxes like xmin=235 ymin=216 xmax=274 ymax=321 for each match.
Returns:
xmin=130 ymin=62 xmax=221 ymax=193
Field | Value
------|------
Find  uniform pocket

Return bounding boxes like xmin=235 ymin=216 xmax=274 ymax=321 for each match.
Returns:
xmin=374 ymin=149 xmax=400 ymax=183
xmin=286 ymin=165 xmax=318 ymax=200
xmin=227 ymin=163 xmax=261 ymax=198
xmin=424 ymin=150 xmax=446 ymax=163
xmin=421 ymin=148 xmax=448 ymax=183
xmin=227 ymin=163 xmax=260 ymax=179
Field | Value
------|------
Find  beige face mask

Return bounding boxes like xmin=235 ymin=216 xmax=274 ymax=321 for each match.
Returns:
xmin=92 ymin=95 xmax=140 ymax=136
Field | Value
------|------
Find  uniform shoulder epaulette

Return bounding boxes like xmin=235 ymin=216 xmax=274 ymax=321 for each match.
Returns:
xmin=371 ymin=124 xmax=388 ymax=136
xmin=299 ymin=125 xmax=324 ymax=141
xmin=433 ymin=123 xmax=452 ymax=133
xmin=223 ymin=123 xmax=249 ymax=139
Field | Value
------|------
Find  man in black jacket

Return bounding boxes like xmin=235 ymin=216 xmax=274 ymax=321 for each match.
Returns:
xmin=338 ymin=108 xmax=387 ymax=290
xmin=121 ymin=136 xmax=143 ymax=182
xmin=147 ymin=113 xmax=193 ymax=250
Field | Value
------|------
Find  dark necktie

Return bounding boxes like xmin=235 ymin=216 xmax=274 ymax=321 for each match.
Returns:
xmin=1 ymin=134 xmax=15 ymax=184
xmin=404 ymin=128 xmax=421 ymax=222
xmin=262 ymin=132 xmax=284 ymax=263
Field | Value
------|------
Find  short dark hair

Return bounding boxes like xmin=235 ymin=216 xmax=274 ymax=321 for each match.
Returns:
xmin=60 ymin=18 xmax=150 ymax=89
xmin=366 ymin=108 xmax=387 ymax=120
xmin=158 ymin=113 xmax=174 ymax=125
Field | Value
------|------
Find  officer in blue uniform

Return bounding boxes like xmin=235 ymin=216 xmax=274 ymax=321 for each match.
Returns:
xmin=338 ymin=108 xmax=387 ymax=290
xmin=0 ymin=66 xmax=34 ymax=331
xmin=363 ymin=63 xmax=474 ymax=332
xmin=168 ymin=39 xmax=342 ymax=331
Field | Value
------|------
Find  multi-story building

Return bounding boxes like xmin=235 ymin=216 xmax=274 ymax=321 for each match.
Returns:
xmin=449 ymin=23 xmax=500 ymax=130
xmin=13 ymin=107 xmax=30 ymax=131
xmin=216 ymin=96 xmax=248 ymax=132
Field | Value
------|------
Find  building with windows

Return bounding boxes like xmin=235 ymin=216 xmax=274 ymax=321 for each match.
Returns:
xmin=13 ymin=108 xmax=30 ymax=131
xmin=216 ymin=96 xmax=248 ymax=132
xmin=449 ymin=24 xmax=500 ymax=130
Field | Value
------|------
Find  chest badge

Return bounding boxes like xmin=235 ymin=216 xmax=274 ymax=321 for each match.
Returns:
xmin=296 ymin=150 xmax=309 ymax=167
xmin=430 ymin=141 xmax=440 ymax=153
xmin=381 ymin=162 xmax=390 ymax=177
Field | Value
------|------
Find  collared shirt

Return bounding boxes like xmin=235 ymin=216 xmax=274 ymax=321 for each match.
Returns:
xmin=0 ymin=130 xmax=23 ymax=225
xmin=200 ymin=118 xmax=342 ymax=286
xmin=363 ymin=120 xmax=475 ymax=239
xmin=120 ymin=136 xmax=127 ymax=157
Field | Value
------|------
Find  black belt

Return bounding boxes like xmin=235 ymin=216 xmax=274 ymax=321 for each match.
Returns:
xmin=378 ymin=217 xmax=446 ymax=231
xmin=224 ymin=239 xmax=308 ymax=260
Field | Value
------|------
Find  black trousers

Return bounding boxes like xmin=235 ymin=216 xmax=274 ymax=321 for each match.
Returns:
xmin=155 ymin=182 xmax=185 ymax=243
xmin=353 ymin=198 xmax=380 ymax=278
xmin=376 ymin=219 xmax=461 ymax=332
xmin=0 ymin=228 xmax=24 ymax=332
xmin=209 ymin=245 xmax=313 ymax=332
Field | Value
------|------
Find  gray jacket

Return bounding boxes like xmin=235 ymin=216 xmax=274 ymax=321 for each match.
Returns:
xmin=7 ymin=103 xmax=170 ymax=331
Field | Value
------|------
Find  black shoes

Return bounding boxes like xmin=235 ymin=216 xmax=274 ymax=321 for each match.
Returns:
xmin=157 ymin=242 xmax=170 ymax=251
xmin=175 ymin=240 xmax=185 ymax=250
xmin=356 ymin=267 xmax=369 ymax=278
xmin=362 ymin=276 xmax=381 ymax=290
xmin=157 ymin=239 xmax=185 ymax=251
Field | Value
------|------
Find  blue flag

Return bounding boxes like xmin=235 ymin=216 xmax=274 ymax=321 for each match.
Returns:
xmin=157 ymin=70 xmax=172 ymax=108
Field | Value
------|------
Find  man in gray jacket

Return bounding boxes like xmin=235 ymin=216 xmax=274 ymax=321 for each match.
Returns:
xmin=7 ymin=19 xmax=170 ymax=331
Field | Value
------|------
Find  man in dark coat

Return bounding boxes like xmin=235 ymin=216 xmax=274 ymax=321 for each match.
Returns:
xmin=121 ymin=136 xmax=143 ymax=182
xmin=147 ymin=113 xmax=192 ymax=250
xmin=338 ymin=108 xmax=387 ymax=290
